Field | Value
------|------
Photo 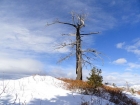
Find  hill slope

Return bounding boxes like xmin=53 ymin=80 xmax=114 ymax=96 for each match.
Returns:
xmin=0 ymin=75 xmax=140 ymax=105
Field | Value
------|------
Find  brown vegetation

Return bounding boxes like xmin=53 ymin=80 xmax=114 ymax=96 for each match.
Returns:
xmin=58 ymin=78 xmax=138 ymax=105
xmin=58 ymin=78 xmax=92 ymax=90
xmin=137 ymin=90 xmax=140 ymax=95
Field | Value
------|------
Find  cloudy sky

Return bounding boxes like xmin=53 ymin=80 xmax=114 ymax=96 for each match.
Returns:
xmin=0 ymin=0 xmax=140 ymax=85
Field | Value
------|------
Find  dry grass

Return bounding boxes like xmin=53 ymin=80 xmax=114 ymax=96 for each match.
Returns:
xmin=58 ymin=78 xmax=138 ymax=105
xmin=58 ymin=78 xmax=92 ymax=91
xmin=102 ymin=85 xmax=138 ymax=105
xmin=103 ymin=85 xmax=123 ymax=93
xmin=137 ymin=91 xmax=140 ymax=95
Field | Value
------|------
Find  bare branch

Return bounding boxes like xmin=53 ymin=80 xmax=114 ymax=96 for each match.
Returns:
xmin=57 ymin=21 xmax=76 ymax=28
xmin=55 ymin=42 xmax=76 ymax=49
xmin=82 ymin=58 xmax=92 ymax=68
xmin=83 ymin=49 xmax=102 ymax=60
xmin=57 ymin=52 xmax=75 ymax=63
xmin=80 ymin=32 xmax=99 ymax=35
xmin=77 ymin=16 xmax=84 ymax=27
xmin=82 ymin=53 xmax=91 ymax=60
xmin=62 ymin=33 xmax=76 ymax=36
xmin=81 ymin=48 xmax=104 ymax=66
xmin=46 ymin=19 xmax=59 ymax=26
xmin=46 ymin=22 xmax=56 ymax=26
xmin=0 ymin=80 xmax=9 ymax=97
xmin=82 ymin=53 xmax=96 ymax=68
xmin=71 ymin=11 xmax=76 ymax=25
xmin=46 ymin=18 xmax=76 ymax=28
xmin=82 ymin=49 xmax=97 ymax=53
xmin=12 ymin=94 xmax=18 ymax=104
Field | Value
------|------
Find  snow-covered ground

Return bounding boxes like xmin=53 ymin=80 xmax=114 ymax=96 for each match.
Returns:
xmin=130 ymin=85 xmax=140 ymax=91
xmin=0 ymin=75 xmax=140 ymax=105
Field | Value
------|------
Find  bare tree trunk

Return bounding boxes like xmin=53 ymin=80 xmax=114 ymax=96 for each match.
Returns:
xmin=47 ymin=13 xmax=100 ymax=80
xmin=76 ymin=28 xmax=82 ymax=80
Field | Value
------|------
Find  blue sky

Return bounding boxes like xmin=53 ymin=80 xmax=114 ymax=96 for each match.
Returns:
xmin=0 ymin=0 xmax=140 ymax=85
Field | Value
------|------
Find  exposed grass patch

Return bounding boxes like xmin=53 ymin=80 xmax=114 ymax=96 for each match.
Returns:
xmin=58 ymin=78 xmax=92 ymax=91
xmin=103 ymin=85 xmax=138 ymax=105
xmin=137 ymin=91 xmax=140 ymax=95
xmin=58 ymin=78 xmax=138 ymax=105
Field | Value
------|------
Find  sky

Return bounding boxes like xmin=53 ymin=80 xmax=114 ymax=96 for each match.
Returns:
xmin=0 ymin=0 xmax=140 ymax=85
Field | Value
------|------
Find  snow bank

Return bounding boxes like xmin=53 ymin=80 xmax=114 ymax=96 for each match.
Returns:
xmin=0 ymin=75 xmax=139 ymax=105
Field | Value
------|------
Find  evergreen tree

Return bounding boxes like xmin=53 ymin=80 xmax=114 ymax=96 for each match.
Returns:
xmin=87 ymin=67 xmax=103 ymax=88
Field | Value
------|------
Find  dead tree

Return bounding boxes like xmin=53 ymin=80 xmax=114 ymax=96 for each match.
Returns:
xmin=47 ymin=12 xmax=101 ymax=80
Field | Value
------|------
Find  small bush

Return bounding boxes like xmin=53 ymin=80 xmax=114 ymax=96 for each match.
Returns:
xmin=131 ymin=88 xmax=135 ymax=94
xmin=86 ymin=67 xmax=103 ymax=88
xmin=112 ymin=83 xmax=116 ymax=87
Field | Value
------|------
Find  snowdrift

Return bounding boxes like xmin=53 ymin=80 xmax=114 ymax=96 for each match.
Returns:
xmin=0 ymin=75 xmax=139 ymax=105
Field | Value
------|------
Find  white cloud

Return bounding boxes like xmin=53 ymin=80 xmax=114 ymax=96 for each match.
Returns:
xmin=46 ymin=65 xmax=90 ymax=80
xmin=0 ymin=57 xmax=44 ymax=75
xmin=103 ymin=72 xmax=140 ymax=86
xmin=127 ymin=62 xmax=140 ymax=69
xmin=116 ymin=42 xmax=125 ymax=48
xmin=125 ymin=39 xmax=140 ymax=55
xmin=116 ymin=39 xmax=140 ymax=56
xmin=0 ymin=0 xmax=119 ymax=57
xmin=113 ymin=58 xmax=127 ymax=64
xmin=38 ymin=63 xmax=140 ymax=86
xmin=0 ymin=2 xmax=78 ymax=75
xmin=0 ymin=22 xmax=69 ymax=54
xmin=89 ymin=9 xmax=117 ymax=31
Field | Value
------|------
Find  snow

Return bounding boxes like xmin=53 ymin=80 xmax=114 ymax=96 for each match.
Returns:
xmin=0 ymin=75 xmax=140 ymax=105
xmin=121 ymin=91 xmax=140 ymax=104
xmin=130 ymin=85 xmax=140 ymax=91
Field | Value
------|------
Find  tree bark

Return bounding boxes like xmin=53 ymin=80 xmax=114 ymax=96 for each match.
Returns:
xmin=76 ymin=28 xmax=82 ymax=80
